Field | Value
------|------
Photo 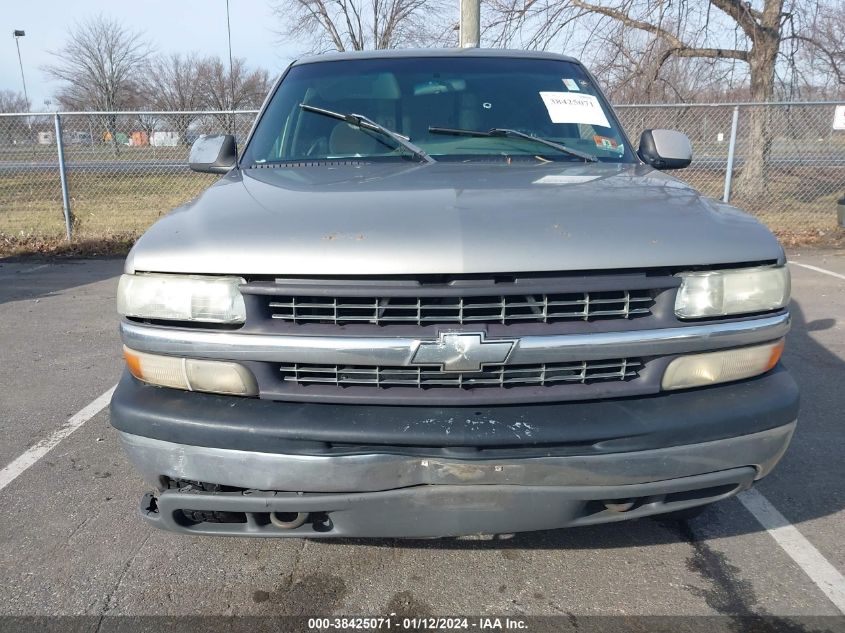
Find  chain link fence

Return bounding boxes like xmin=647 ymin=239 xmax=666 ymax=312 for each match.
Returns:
xmin=615 ymin=102 xmax=845 ymax=242
xmin=1 ymin=103 xmax=843 ymax=248
xmin=0 ymin=111 xmax=256 ymax=243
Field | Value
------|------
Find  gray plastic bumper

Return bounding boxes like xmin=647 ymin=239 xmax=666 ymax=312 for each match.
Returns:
xmin=126 ymin=421 xmax=795 ymax=537
xmin=142 ymin=467 xmax=757 ymax=538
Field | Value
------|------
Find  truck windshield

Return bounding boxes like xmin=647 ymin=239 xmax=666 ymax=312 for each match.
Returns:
xmin=243 ymin=56 xmax=635 ymax=165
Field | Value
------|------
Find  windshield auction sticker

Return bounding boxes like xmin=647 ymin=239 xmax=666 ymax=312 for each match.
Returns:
xmin=539 ymin=92 xmax=610 ymax=128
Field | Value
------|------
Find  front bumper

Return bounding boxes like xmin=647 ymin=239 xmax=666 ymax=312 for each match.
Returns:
xmin=128 ymin=425 xmax=792 ymax=537
xmin=120 ymin=423 xmax=794 ymax=493
xmin=111 ymin=367 xmax=799 ymax=537
xmin=139 ymin=465 xmax=770 ymax=538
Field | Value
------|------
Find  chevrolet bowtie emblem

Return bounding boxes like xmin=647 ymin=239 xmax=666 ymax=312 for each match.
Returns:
xmin=411 ymin=332 xmax=516 ymax=372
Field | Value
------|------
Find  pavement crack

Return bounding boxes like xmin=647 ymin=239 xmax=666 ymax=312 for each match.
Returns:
xmin=95 ymin=530 xmax=152 ymax=623
xmin=65 ymin=515 xmax=93 ymax=543
xmin=282 ymin=538 xmax=308 ymax=590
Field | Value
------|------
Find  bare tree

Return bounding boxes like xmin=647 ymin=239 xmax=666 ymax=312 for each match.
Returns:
xmin=484 ymin=0 xmax=583 ymax=49
xmin=0 ymin=90 xmax=31 ymax=145
xmin=0 ymin=90 xmax=29 ymax=113
xmin=787 ymin=0 xmax=845 ymax=98
xmin=485 ymin=0 xmax=835 ymax=195
xmin=586 ymin=23 xmax=740 ymax=104
xmin=579 ymin=0 xmax=784 ymax=194
xmin=199 ymin=56 xmax=271 ymax=133
xmin=44 ymin=16 xmax=153 ymax=153
xmin=141 ymin=53 xmax=208 ymax=144
xmin=271 ymin=0 xmax=453 ymax=52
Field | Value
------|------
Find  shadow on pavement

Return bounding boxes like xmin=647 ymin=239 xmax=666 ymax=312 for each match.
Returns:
xmin=0 ymin=257 xmax=124 ymax=305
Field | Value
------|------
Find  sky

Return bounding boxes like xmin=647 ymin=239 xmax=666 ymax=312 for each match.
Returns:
xmin=1 ymin=0 xmax=301 ymax=110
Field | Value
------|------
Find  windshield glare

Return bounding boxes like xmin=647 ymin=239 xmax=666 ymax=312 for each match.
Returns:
xmin=243 ymin=57 xmax=635 ymax=165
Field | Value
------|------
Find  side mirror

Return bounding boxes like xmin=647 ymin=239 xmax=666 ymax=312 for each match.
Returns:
xmin=638 ymin=129 xmax=692 ymax=170
xmin=189 ymin=134 xmax=237 ymax=174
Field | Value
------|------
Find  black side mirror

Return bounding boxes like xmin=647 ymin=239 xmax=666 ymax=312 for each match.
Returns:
xmin=638 ymin=129 xmax=692 ymax=170
xmin=189 ymin=134 xmax=238 ymax=174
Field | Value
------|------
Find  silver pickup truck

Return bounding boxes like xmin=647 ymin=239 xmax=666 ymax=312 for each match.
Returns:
xmin=110 ymin=49 xmax=798 ymax=538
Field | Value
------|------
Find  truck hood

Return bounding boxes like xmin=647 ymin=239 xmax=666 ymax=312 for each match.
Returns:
xmin=126 ymin=162 xmax=784 ymax=275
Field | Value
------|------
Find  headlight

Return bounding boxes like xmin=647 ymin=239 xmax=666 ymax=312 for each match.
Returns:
xmin=117 ymin=273 xmax=246 ymax=324
xmin=123 ymin=347 xmax=258 ymax=396
xmin=662 ymin=339 xmax=784 ymax=391
xmin=675 ymin=265 xmax=789 ymax=319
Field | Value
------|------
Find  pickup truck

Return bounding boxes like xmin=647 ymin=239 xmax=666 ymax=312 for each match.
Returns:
xmin=110 ymin=49 xmax=798 ymax=538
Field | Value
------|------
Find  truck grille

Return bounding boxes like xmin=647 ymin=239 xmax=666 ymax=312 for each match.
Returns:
xmin=267 ymin=290 xmax=654 ymax=326
xmin=238 ymin=273 xmax=675 ymax=402
xmin=279 ymin=359 xmax=641 ymax=389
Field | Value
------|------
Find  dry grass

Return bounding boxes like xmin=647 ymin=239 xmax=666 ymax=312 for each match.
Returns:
xmin=0 ymin=171 xmax=215 ymax=242
xmin=685 ymin=165 xmax=842 ymax=207
xmin=0 ymin=144 xmax=190 ymax=163
xmin=676 ymin=166 xmax=843 ymax=243
xmin=0 ymin=233 xmax=136 ymax=258
xmin=1 ymin=166 xmax=843 ymax=257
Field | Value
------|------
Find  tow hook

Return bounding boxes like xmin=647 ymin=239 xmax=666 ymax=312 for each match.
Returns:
xmin=269 ymin=511 xmax=309 ymax=529
xmin=603 ymin=499 xmax=636 ymax=513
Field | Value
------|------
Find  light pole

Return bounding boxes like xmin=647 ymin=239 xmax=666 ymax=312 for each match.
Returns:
xmin=459 ymin=0 xmax=480 ymax=48
xmin=225 ymin=0 xmax=236 ymax=132
xmin=13 ymin=30 xmax=30 ymax=110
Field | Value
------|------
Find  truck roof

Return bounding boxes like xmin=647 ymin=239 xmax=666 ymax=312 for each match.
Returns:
xmin=292 ymin=48 xmax=580 ymax=66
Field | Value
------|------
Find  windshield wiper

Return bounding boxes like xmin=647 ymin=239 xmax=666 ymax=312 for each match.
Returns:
xmin=300 ymin=103 xmax=435 ymax=163
xmin=428 ymin=126 xmax=598 ymax=162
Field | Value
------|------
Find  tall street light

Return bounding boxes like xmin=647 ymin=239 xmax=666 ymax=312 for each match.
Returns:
xmin=13 ymin=30 xmax=30 ymax=110
xmin=225 ymin=1 xmax=236 ymax=132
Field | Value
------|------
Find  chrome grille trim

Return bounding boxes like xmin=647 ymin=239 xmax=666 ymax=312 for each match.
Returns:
xmin=279 ymin=359 xmax=641 ymax=389
xmin=267 ymin=290 xmax=653 ymax=325
xmin=119 ymin=313 xmax=791 ymax=367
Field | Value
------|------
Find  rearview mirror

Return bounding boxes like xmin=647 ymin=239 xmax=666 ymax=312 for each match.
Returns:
xmin=638 ymin=129 xmax=692 ymax=170
xmin=189 ymin=134 xmax=238 ymax=174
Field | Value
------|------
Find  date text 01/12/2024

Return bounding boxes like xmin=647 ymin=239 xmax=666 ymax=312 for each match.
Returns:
xmin=307 ymin=616 xmax=529 ymax=630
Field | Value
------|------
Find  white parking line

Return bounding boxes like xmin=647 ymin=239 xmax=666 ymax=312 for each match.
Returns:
xmin=789 ymin=261 xmax=845 ymax=282
xmin=738 ymin=488 xmax=845 ymax=614
xmin=0 ymin=385 xmax=116 ymax=493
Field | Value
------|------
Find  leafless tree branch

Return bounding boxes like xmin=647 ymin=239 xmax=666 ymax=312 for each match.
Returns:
xmin=43 ymin=15 xmax=153 ymax=112
xmin=271 ymin=0 xmax=451 ymax=51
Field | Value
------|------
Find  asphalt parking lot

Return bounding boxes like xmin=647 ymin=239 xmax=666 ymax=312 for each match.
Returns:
xmin=0 ymin=249 xmax=843 ymax=628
